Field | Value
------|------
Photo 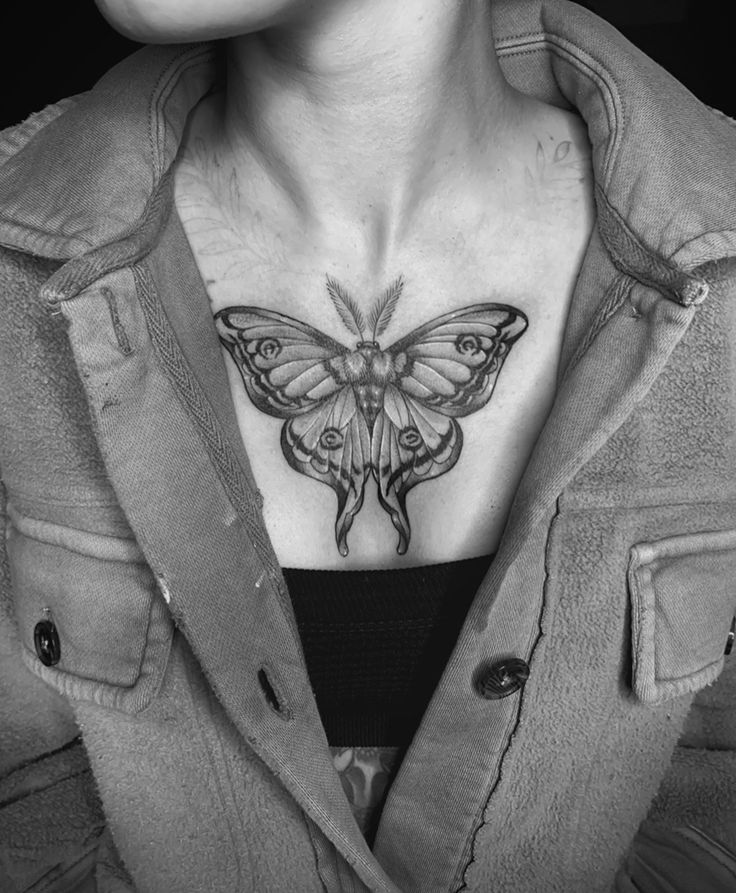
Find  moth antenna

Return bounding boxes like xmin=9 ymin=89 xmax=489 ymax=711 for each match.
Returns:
xmin=368 ymin=274 xmax=404 ymax=339
xmin=325 ymin=275 xmax=366 ymax=339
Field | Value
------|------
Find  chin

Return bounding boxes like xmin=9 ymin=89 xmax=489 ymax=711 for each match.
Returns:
xmin=93 ymin=0 xmax=300 ymax=43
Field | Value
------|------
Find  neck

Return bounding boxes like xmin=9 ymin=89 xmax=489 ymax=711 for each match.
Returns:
xmin=209 ymin=0 xmax=526 ymax=250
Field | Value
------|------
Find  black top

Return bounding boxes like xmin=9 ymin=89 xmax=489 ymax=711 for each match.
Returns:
xmin=282 ymin=555 xmax=494 ymax=747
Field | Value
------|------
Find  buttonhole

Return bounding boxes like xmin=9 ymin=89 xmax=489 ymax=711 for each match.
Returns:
xmin=725 ymin=616 xmax=735 ymax=656
xmin=257 ymin=666 xmax=293 ymax=720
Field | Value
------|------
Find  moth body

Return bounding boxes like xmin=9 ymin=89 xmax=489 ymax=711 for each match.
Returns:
xmin=349 ymin=342 xmax=398 ymax=430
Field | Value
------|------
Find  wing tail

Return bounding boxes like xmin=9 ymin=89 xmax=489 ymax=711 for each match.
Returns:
xmin=372 ymin=387 xmax=462 ymax=555
xmin=282 ymin=388 xmax=370 ymax=556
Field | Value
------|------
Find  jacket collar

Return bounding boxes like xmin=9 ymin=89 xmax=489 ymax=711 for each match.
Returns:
xmin=0 ymin=0 xmax=735 ymax=275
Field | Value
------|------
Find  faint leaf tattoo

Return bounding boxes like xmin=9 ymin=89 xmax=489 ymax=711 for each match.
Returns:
xmin=216 ymin=278 xmax=527 ymax=556
xmin=176 ymin=137 xmax=294 ymax=280
xmin=526 ymin=137 xmax=591 ymax=205
xmin=553 ymin=140 xmax=571 ymax=163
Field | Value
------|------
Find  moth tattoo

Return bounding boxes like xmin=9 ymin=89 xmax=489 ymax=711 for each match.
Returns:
xmin=215 ymin=276 xmax=527 ymax=556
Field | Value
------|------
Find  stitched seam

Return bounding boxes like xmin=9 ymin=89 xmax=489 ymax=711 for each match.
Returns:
xmin=102 ymin=287 xmax=133 ymax=356
xmin=561 ymin=272 xmax=633 ymax=381
xmin=128 ymin=263 xmax=296 ymax=642
xmin=454 ymin=501 xmax=560 ymax=892
xmin=304 ymin=814 xmax=337 ymax=893
xmin=595 ymin=186 xmax=709 ymax=303
xmin=494 ymin=31 xmax=650 ymax=375
xmin=546 ymin=35 xmax=624 ymax=188
xmin=656 ymin=659 xmax=725 ymax=685
xmin=40 ymin=167 xmax=174 ymax=307
xmin=28 ymin=841 xmax=102 ymax=893
xmin=186 ymin=656 xmax=247 ymax=886
xmin=628 ymin=552 xmax=647 ymax=696
xmin=0 ymin=735 xmax=83 ymax=779
xmin=497 ymin=33 xmax=713 ymax=307
xmin=147 ymin=45 xmax=213 ymax=181
xmin=131 ymin=264 xmax=262 ymax=523
xmin=495 ymin=29 xmax=544 ymax=48
xmin=8 ymin=486 xmax=121 ymax=509
xmin=556 ymin=497 xmax=736 ymax=514
xmin=6 ymin=502 xmax=144 ymax=562
xmin=497 ymin=32 xmax=623 ymax=186
xmin=682 ymin=825 xmax=736 ymax=875
xmin=0 ymin=217 xmax=94 ymax=249
xmin=0 ymin=768 xmax=93 ymax=811
xmin=24 ymin=644 xmax=143 ymax=699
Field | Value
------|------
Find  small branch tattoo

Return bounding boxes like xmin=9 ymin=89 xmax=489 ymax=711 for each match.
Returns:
xmin=216 ymin=277 xmax=527 ymax=556
xmin=176 ymin=137 xmax=294 ymax=281
xmin=525 ymin=137 xmax=591 ymax=206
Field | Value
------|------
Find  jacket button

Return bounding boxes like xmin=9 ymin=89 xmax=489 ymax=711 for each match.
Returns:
xmin=33 ymin=619 xmax=61 ymax=667
xmin=475 ymin=658 xmax=530 ymax=700
xmin=726 ymin=617 xmax=735 ymax=656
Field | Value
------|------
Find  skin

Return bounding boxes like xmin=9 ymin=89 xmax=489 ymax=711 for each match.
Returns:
xmin=96 ymin=0 xmax=595 ymax=566
xmin=92 ymin=0 xmax=309 ymax=41
xmin=95 ymin=0 xmax=542 ymax=275
xmin=215 ymin=277 xmax=528 ymax=557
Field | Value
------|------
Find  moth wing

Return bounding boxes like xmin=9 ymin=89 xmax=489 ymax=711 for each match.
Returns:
xmin=215 ymin=306 xmax=350 ymax=418
xmin=387 ymin=303 xmax=528 ymax=418
xmin=282 ymin=387 xmax=371 ymax=557
xmin=371 ymin=385 xmax=462 ymax=555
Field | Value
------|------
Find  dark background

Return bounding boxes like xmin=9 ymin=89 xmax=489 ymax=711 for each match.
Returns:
xmin=1 ymin=0 xmax=731 ymax=129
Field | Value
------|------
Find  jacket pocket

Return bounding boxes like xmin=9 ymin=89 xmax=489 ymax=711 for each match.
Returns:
xmin=6 ymin=504 xmax=173 ymax=713
xmin=628 ymin=528 xmax=736 ymax=704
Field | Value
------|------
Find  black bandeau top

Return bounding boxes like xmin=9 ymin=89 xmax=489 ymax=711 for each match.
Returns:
xmin=282 ymin=555 xmax=494 ymax=748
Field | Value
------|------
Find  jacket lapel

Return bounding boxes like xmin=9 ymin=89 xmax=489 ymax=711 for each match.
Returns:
xmin=372 ymin=0 xmax=735 ymax=884
xmin=55 ymin=251 xmax=403 ymax=892
xmin=488 ymin=242 xmax=698 ymax=590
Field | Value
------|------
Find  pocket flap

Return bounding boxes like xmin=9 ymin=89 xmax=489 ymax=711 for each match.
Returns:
xmin=628 ymin=528 xmax=736 ymax=704
xmin=7 ymin=506 xmax=173 ymax=713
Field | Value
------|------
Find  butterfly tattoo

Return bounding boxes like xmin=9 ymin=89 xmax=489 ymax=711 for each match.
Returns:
xmin=215 ymin=276 xmax=527 ymax=556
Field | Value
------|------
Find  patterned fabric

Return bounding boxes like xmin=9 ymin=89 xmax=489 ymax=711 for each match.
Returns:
xmin=330 ymin=746 xmax=402 ymax=844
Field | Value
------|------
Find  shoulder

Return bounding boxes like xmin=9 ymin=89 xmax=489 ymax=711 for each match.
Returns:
xmin=0 ymin=44 xmax=217 ymax=261
xmin=0 ymin=96 xmax=83 ymax=168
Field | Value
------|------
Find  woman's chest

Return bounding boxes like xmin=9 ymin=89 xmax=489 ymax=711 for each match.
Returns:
xmin=175 ymin=177 xmax=594 ymax=568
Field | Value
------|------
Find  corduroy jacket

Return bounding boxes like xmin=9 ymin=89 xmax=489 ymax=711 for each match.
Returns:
xmin=1 ymin=1 xmax=735 ymax=891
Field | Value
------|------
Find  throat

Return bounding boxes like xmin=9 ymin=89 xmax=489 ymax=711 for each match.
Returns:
xmin=216 ymin=0 xmax=520 ymax=238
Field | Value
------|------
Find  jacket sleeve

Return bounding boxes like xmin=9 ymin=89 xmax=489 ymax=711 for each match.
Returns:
xmin=616 ymin=821 xmax=736 ymax=892
xmin=617 ymin=653 xmax=736 ymax=891
xmin=0 ymin=482 xmax=107 ymax=892
xmin=0 ymin=244 xmax=138 ymax=891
